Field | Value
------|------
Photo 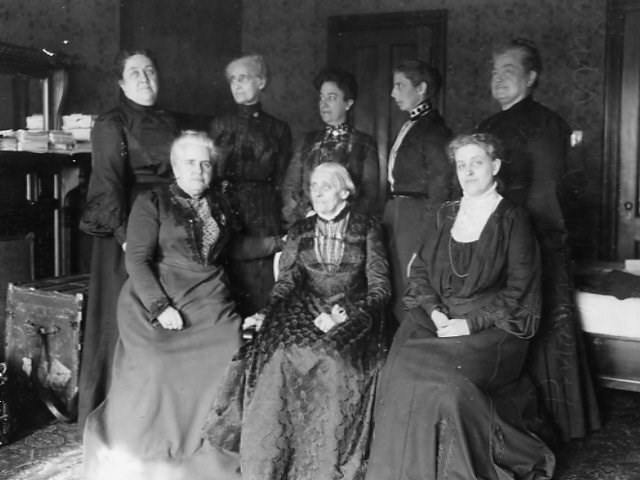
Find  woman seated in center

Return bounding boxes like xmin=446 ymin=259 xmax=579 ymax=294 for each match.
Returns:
xmin=206 ymin=162 xmax=391 ymax=480
xmin=366 ymin=133 xmax=555 ymax=480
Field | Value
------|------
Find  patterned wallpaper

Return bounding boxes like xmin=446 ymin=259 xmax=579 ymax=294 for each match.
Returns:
xmin=0 ymin=0 xmax=120 ymax=115
xmin=242 ymin=0 xmax=607 ymax=258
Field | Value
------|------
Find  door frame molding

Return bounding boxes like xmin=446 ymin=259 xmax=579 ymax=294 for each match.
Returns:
xmin=327 ymin=10 xmax=448 ymax=114
xmin=603 ymin=0 xmax=640 ymax=259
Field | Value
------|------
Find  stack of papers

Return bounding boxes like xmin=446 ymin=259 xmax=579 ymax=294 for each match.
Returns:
xmin=49 ymin=130 xmax=76 ymax=152
xmin=26 ymin=114 xmax=44 ymax=130
xmin=62 ymin=114 xmax=95 ymax=142
xmin=0 ymin=130 xmax=17 ymax=151
xmin=16 ymin=130 xmax=49 ymax=152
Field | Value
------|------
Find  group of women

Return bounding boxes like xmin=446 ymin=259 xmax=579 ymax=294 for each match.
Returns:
xmin=78 ymin=37 xmax=598 ymax=480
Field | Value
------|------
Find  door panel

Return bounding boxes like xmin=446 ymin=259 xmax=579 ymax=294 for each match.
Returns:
xmin=604 ymin=0 xmax=640 ymax=259
xmin=328 ymin=11 xmax=447 ymax=210
xmin=618 ymin=9 xmax=640 ymax=257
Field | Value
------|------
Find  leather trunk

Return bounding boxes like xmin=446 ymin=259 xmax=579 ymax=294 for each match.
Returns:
xmin=4 ymin=274 xmax=89 ymax=425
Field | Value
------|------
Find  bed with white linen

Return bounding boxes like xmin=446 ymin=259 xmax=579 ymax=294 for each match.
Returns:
xmin=575 ymin=265 xmax=640 ymax=392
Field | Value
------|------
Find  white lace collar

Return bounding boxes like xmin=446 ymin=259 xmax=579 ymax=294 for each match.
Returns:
xmin=451 ymin=183 xmax=502 ymax=242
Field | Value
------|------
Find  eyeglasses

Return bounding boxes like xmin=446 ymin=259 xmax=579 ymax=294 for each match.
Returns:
xmin=228 ymin=74 xmax=255 ymax=85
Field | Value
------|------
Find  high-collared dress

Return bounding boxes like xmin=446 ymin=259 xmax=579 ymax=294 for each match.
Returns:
xmin=367 ymin=199 xmax=555 ymax=480
xmin=78 ymin=97 xmax=178 ymax=433
xmin=83 ymin=184 xmax=243 ymax=480
xmin=205 ymin=207 xmax=391 ymax=480
xmin=477 ymin=95 xmax=600 ymax=441
xmin=210 ymin=103 xmax=292 ymax=317
xmin=383 ymin=101 xmax=453 ymax=322
xmin=281 ymin=123 xmax=380 ymax=227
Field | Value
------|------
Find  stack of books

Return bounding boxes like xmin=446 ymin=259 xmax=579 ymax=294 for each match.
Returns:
xmin=26 ymin=114 xmax=44 ymax=131
xmin=0 ymin=130 xmax=17 ymax=151
xmin=62 ymin=114 xmax=95 ymax=143
xmin=49 ymin=130 xmax=76 ymax=152
xmin=16 ymin=130 xmax=49 ymax=152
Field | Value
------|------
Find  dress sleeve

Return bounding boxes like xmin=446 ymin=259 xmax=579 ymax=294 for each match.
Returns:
xmin=209 ymin=116 xmax=231 ymax=180
xmin=357 ymin=136 xmax=381 ymax=217
xmin=403 ymin=214 xmax=447 ymax=316
xmin=124 ymin=191 xmax=171 ymax=320
xmin=327 ymin=218 xmax=391 ymax=340
xmin=264 ymin=225 xmax=303 ymax=309
xmin=280 ymin=137 xmax=305 ymax=229
xmin=274 ymin=123 xmax=293 ymax=193
xmin=423 ymin=128 xmax=452 ymax=217
xmin=229 ymin=235 xmax=284 ymax=260
xmin=465 ymin=209 xmax=542 ymax=338
xmin=79 ymin=117 xmax=129 ymax=244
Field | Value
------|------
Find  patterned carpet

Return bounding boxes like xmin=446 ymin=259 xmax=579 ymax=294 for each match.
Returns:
xmin=0 ymin=390 xmax=639 ymax=480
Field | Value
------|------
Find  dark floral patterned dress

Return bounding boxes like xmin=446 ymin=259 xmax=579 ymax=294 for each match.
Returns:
xmin=205 ymin=207 xmax=391 ymax=480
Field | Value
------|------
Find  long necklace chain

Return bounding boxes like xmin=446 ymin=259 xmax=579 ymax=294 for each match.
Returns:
xmin=448 ymin=234 xmax=469 ymax=278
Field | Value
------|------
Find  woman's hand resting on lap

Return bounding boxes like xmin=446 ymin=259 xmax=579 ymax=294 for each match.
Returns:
xmin=243 ymin=313 xmax=266 ymax=332
xmin=431 ymin=310 xmax=470 ymax=337
xmin=157 ymin=306 xmax=184 ymax=331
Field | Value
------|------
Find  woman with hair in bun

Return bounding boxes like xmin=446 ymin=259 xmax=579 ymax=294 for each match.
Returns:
xmin=367 ymin=133 xmax=554 ymax=480
xmin=78 ymin=49 xmax=178 ymax=433
xmin=210 ymin=54 xmax=291 ymax=318
xmin=281 ymin=66 xmax=380 ymax=228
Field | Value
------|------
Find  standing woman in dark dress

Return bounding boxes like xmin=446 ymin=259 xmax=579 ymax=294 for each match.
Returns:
xmin=383 ymin=61 xmax=452 ymax=323
xmin=210 ymin=54 xmax=291 ymax=317
xmin=281 ymin=67 xmax=380 ymax=228
xmin=476 ymin=38 xmax=599 ymax=442
xmin=78 ymin=49 xmax=178 ymax=433
xmin=366 ymin=134 xmax=554 ymax=480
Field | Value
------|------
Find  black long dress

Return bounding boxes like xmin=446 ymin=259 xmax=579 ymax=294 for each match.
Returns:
xmin=78 ymin=97 xmax=178 ymax=432
xmin=382 ymin=104 xmax=453 ymax=323
xmin=366 ymin=200 xmax=555 ymax=480
xmin=281 ymin=124 xmax=380 ymax=227
xmin=477 ymin=96 xmax=600 ymax=441
xmin=210 ymin=103 xmax=291 ymax=317
xmin=205 ymin=207 xmax=391 ymax=480
xmin=83 ymin=184 xmax=242 ymax=480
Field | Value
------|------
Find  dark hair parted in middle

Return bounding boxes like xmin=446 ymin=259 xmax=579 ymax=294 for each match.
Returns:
xmin=113 ymin=49 xmax=158 ymax=80
xmin=313 ymin=67 xmax=358 ymax=102
xmin=446 ymin=133 xmax=504 ymax=163
xmin=394 ymin=60 xmax=442 ymax=100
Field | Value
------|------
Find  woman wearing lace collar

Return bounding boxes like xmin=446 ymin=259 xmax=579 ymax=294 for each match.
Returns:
xmin=281 ymin=67 xmax=380 ymax=228
xmin=206 ymin=162 xmax=391 ymax=480
xmin=366 ymin=133 xmax=555 ymax=480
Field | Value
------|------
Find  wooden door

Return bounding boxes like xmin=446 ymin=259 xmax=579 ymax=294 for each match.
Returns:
xmin=327 ymin=11 xmax=447 ymax=210
xmin=604 ymin=0 xmax=640 ymax=259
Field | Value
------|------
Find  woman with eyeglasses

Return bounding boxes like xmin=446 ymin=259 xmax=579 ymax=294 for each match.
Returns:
xmin=209 ymin=54 xmax=291 ymax=318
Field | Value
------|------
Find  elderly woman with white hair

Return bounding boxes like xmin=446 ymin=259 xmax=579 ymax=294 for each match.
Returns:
xmin=210 ymin=53 xmax=292 ymax=319
xmin=82 ymin=131 xmax=281 ymax=480
xmin=206 ymin=162 xmax=392 ymax=480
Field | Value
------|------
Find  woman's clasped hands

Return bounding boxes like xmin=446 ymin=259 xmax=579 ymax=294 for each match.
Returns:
xmin=314 ymin=304 xmax=348 ymax=333
xmin=431 ymin=309 xmax=470 ymax=337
